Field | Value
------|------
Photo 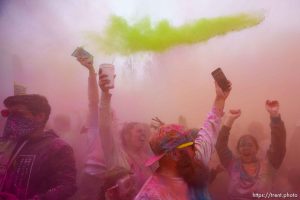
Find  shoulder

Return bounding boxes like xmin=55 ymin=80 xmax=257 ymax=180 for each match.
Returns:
xmin=135 ymin=190 xmax=160 ymax=200
xmin=135 ymin=193 xmax=159 ymax=200
xmin=135 ymin=175 xmax=161 ymax=200
xmin=40 ymin=130 xmax=74 ymax=153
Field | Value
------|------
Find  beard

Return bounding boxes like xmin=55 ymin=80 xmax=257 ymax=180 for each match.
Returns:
xmin=176 ymin=152 xmax=210 ymax=189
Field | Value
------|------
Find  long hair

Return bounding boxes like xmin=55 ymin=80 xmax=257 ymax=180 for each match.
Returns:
xmin=120 ymin=122 xmax=140 ymax=148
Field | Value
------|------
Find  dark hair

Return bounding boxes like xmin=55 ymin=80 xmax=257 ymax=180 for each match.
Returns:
xmin=236 ymin=134 xmax=259 ymax=152
xmin=4 ymin=94 xmax=51 ymax=123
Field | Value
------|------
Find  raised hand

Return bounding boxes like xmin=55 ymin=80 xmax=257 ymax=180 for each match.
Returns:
xmin=214 ymin=81 xmax=232 ymax=111
xmin=224 ymin=109 xmax=241 ymax=128
xmin=215 ymin=81 xmax=232 ymax=101
xmin=99 ymin=69 xmax=115 ymax=94
xmin=265 ymin=100 xmax=280 ymax=117
xmin=228 ymin=109 xmax=241 ymax=120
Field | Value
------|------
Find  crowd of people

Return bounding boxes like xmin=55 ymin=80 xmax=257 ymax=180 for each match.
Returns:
xmin=0 ymin=53 xmax=298 ymax=200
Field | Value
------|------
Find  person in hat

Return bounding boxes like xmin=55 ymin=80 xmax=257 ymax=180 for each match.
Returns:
xmin=0 ymin=94 xmax=77 ymax=200
xmin=215 ymin=100 xmax=286 ymax=199
xmin=135 ymin=81 xmax=231 ymax=200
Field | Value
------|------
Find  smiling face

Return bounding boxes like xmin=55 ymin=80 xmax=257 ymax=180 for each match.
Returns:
xmin=237 ymin=135 xmax=258 ymax=163
xmin=125 ymin=123 xmax=150 ymax=150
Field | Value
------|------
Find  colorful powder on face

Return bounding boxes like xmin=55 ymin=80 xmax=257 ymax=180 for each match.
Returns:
xmin=89 ymin=13 xmax=264 ymax=55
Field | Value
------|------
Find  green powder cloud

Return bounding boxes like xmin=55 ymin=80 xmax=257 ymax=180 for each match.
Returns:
xmin=89 ymin=13 xmax=264 ymax=55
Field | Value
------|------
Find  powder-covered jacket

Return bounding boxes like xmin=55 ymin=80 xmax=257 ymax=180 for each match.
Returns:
xmin=1 ymin=130 xmax=77 ymax=200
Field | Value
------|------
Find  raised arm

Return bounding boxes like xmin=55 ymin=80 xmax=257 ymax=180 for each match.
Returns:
xmin=76 ymin=57 xmax=111 ymax=176
xmin=77 ymin=57 xmax=99 ymax=128
xmin=99 ymin=69 xmax=120 ymax=167
xmin=76 ymin=56 xmax=101 ymax=162
xmin=265 ymin=100 xmax=286 ymax=169
xmin=216 ymin=109 xmax=241 ymax=168
xmin=194 ymin=81 xmax=231 ymax=166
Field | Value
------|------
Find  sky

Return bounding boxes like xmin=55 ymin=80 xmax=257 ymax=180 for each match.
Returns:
xmin=0 ymin=0 xmax=300 ymax=140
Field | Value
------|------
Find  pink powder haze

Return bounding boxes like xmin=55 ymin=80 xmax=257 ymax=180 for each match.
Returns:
xmin=0 ymin=0 xmax=300 ymax=195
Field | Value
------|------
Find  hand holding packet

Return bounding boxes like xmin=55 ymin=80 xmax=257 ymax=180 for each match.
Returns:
xmin=71 ymin=47 xmax=93 ymax=62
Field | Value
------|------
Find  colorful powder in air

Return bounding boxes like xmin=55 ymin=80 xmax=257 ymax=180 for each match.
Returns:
xmin=89 ymin=13 xmax=264 ymax=55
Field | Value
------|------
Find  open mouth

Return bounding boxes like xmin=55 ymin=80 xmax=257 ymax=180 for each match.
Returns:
xmin=242 ymin=151 xmax=252 ymax=157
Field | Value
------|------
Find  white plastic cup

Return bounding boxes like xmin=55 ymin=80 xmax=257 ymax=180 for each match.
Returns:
xmin=100 ymin=63 xmax=115 ymax=88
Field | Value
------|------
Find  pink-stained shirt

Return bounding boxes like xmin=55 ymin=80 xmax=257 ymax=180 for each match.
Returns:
xmin=194 ymin=107 xmax=224 ymax=167
xmin=135 ymin=173 xmax=190 ymax=200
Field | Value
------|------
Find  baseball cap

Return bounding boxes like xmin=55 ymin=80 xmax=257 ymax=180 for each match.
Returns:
xmin=3 ymin=94 xmax=51 ymax=121
xmin=145 ymin=124 xmax=194 ymax=166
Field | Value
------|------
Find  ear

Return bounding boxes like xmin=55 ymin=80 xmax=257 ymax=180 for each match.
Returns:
xmin=34 ymin=113 xmax=46 ymax=123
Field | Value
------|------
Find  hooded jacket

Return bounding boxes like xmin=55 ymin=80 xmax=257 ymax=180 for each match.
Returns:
xmin=1 ymin=130 xmax=77 ymax=200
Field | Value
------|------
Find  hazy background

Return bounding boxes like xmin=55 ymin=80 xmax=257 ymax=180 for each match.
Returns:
xmin=0 ymin=0 xmax=300 ymax=142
